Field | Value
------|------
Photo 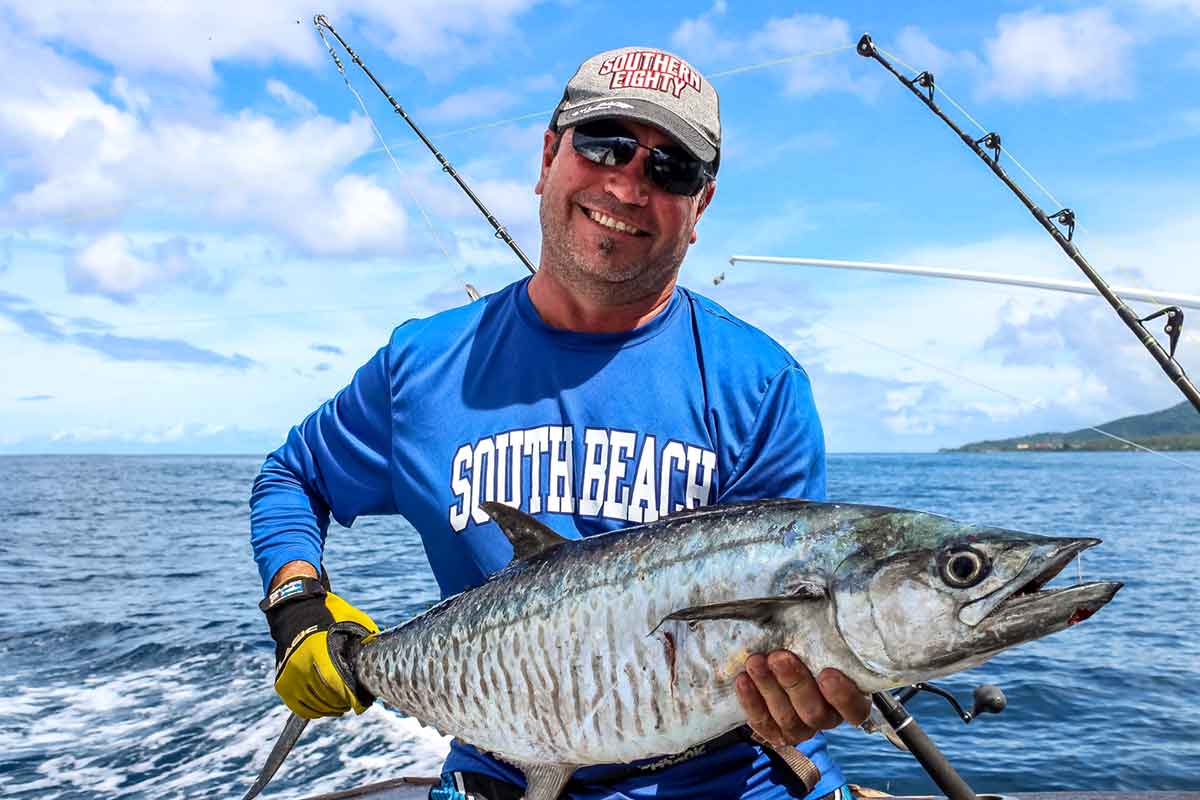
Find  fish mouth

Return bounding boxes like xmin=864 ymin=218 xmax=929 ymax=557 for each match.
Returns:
xmin=964 ymin=538 xmax=1123 ymax=633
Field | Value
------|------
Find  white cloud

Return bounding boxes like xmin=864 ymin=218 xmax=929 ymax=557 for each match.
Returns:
xmin=67 ymin=233 xmax=228 ymax=303
xmin=111 ymin=76 xmax=151 ymax=114
xmin=286 ymin=174 xmax=409 ymax=256
xmin=19 ymin=422 xmax=277 ymax=454
xmin=1131 ymin=0 xmax=1200 ymax=16
xmin=980 ymin=296 xmax=1184 ymax=412
xmin=0 ymin=18 xmax=100 ymax=98
xmin=884 ymin=385 xmax=925 ymax=413
xmin=420 ymin=87 xmax=520 ymax=125
xmin=978 ymin=8 xmax=1135 ymax=100
xmin=748 ymin=196 xmax=1200 ymax=452
xmin=1103 ymin=107 xmax=1200 ymax=152
xmin=893 ymin=25 xmax=981 ymax=83
xmin=1 ymin=2 xmax=322 ymax=82
xmin=893 ymin=209 xmax=1200 ymax=420
xmin=0 ymin=78 xmax=410 ymax=258
xmin=0 ymin=1 xmax=544 ymax=82
xmin=70 ymin=234 xmax=181 ymax=301
xmin=671 ymin=4 xmax=730 ymax=60
xmin=671 ymin=10 xmax=875 ymax=99
xmin=347 ymin=0 xmax=543 ymax=75
xmin=265 ymin=79 xmax=316 ymax=116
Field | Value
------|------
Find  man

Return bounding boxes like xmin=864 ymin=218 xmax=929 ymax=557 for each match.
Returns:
xmin=250 ymin=46 xmax=869 ymax=800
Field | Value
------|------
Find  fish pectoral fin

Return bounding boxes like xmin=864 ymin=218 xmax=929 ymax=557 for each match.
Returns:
xmin=513 ymin=762 xmax=577 ymax=800
xmin=654 ymin=592 xmax=826 ymax=631
xmin=480 ymin=501 xmax=572 ymax=562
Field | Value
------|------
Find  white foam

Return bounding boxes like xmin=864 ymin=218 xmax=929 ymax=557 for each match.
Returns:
xmin=3 ymin=649 xmax=453 ymax=798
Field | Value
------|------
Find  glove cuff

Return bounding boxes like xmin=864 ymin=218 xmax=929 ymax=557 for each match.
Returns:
xmin=262 ymin=578 xmax=333 ymax=666
xmin=259 ymin=576 xmax=326 ymax=613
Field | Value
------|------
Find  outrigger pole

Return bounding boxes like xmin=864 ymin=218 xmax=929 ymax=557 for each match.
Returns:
xmin=313 ymin=14 xmax=537 ymax=276
xmin=727 ymin=256 xmax=1200 ymax=312
xmin=856 ymin=33 xmax=1200 ymax=415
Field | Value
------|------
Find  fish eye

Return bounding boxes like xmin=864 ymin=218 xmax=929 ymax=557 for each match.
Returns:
xmin=938 ymin=547 xmax=990 ymax=588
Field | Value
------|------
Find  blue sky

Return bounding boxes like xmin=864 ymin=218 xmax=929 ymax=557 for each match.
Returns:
xmin=2 ymin=0 xmax=1198 ymax=454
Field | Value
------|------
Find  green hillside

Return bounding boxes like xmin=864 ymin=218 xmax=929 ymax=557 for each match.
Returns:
xmin=948 ymin=402 xmax=1200 ymax=452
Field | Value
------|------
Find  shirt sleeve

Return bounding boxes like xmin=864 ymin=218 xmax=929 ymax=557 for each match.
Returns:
xmin=718 ymin=365 xmax=827 ymax=503
xmin=249 ymin=343 xmax=397 ymax=593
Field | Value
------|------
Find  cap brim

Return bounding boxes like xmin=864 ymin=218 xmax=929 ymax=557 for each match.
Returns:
xmin=555 ymin=96 xmax=717 ymax=164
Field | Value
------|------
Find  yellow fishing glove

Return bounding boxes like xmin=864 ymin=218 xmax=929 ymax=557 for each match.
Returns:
xmin=260 ymin=575 xmax=379 ymax=719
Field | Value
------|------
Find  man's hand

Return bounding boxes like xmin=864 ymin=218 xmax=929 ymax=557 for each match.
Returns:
xmin=735 ymin=651 xmax=871 ymax=747
xmin=261 ymin=572 xmax=380 ymax=719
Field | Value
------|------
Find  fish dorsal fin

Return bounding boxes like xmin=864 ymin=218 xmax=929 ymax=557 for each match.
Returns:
xmin=480 ymin=501 xmax=570 ymax=561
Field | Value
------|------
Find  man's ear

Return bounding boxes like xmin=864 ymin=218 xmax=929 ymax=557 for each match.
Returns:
xmin=689 ymin=178 xmax=717 ymax=244
xmin=534 ymin=128 xmax=561 ymax=196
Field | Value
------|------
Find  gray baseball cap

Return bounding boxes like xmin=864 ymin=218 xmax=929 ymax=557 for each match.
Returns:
xmin=550 ymin=46 xmax=721 ymax=171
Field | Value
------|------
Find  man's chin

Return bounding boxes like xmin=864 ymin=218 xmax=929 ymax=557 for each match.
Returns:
xmin=575 ymin=261 xmax=645 ymax=286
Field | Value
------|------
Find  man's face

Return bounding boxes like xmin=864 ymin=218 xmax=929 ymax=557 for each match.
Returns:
xmin=534 ymin=119 xmax=716 ymax=305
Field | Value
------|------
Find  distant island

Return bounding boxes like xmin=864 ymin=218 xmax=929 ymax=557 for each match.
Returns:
xmin=946 ymin=401 xmax=1200 ymax=452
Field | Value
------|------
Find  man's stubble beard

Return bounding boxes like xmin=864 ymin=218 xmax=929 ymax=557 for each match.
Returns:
xmin=538 ymin=194 xmax=690 ymax=307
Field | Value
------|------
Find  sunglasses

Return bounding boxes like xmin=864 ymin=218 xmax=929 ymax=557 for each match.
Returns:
xmin=570 ymin=121 xmax=713 ymax=197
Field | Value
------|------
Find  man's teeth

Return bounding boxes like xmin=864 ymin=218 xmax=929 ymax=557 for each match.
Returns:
xmin=587 ymin=209 xmax=641 ymax=235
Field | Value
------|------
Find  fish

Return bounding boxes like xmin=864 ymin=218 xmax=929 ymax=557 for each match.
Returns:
xmin=243 ymin=498 xmax=1122 ymax=800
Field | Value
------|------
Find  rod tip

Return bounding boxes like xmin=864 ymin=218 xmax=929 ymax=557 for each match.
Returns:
xmin=857 ymin=33 xmax=875 ymax=57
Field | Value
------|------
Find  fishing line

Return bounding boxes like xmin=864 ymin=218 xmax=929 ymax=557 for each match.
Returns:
xmin=858 ymin=34 xmax=1200 ymax=413
xmin=803 ymin=314 xmax=1200 ymax=472
xmin=875 ymin=47 xmax=1183 ymax=313
xmin=314 ymin=20 xmax=455 ymax=268
xmin=873 ymin=46 xmax=1070 ymax=215
xmin=363 ymin=110 xmax=550 ymax=158
xmin=314 ymin=15 xmax=536 ymax=275
xmin=707 ymin=44 xmax=858 ymax=78
xmin=359 ymin=45 xmax=856 ymax=159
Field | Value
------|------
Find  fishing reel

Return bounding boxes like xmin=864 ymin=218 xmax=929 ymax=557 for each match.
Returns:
xmin=898 ymin=682 xmax=1007 ymax=724
xmin=864 ymin=683 xmax=1006 ymax=751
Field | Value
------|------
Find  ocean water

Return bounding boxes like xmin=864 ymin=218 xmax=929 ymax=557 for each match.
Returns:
xmin=0 ymin=452 xmax=1196 ymax=799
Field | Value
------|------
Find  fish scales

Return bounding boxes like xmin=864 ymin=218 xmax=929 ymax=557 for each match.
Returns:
xmin=345 ymin=498 xmax=1121 ymax=792
xmin=357 ymin=503 xmax=858 ymax=764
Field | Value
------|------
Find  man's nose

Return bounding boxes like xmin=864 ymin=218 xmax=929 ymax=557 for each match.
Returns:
xmin=603 ymin=149 xmax=651 ymax=206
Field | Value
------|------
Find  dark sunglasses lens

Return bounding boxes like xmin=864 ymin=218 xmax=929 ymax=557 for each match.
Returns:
xmin=572 ymin=129 xmax=638 ymax=167
xmin=572 ymin=123 xmax=708 ymax=195
xmin=648 ymin=150 xmax=707 ymax=195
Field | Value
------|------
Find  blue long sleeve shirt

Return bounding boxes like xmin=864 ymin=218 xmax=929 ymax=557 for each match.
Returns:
xmin=250 ymin=277 xmax=842 ymax=799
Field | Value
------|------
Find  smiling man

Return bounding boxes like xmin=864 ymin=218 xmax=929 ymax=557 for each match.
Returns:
xmin=250 ymin=46 xmax=868 ymax=800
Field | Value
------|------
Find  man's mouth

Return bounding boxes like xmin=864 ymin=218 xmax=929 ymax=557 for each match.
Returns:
xmin=579 ymin=205 xmax=649 ymax=237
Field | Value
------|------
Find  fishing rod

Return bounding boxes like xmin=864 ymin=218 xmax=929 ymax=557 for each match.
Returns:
xmin=856 ymin=33 xmax=1200 ymax=415
xmin=847 ymin=31 xmax=1200 ymax=799
xmin=312 ymin=14 xmax=537 ymax=276
xmin=866 ymin=684 xmax=1003 ymax=800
